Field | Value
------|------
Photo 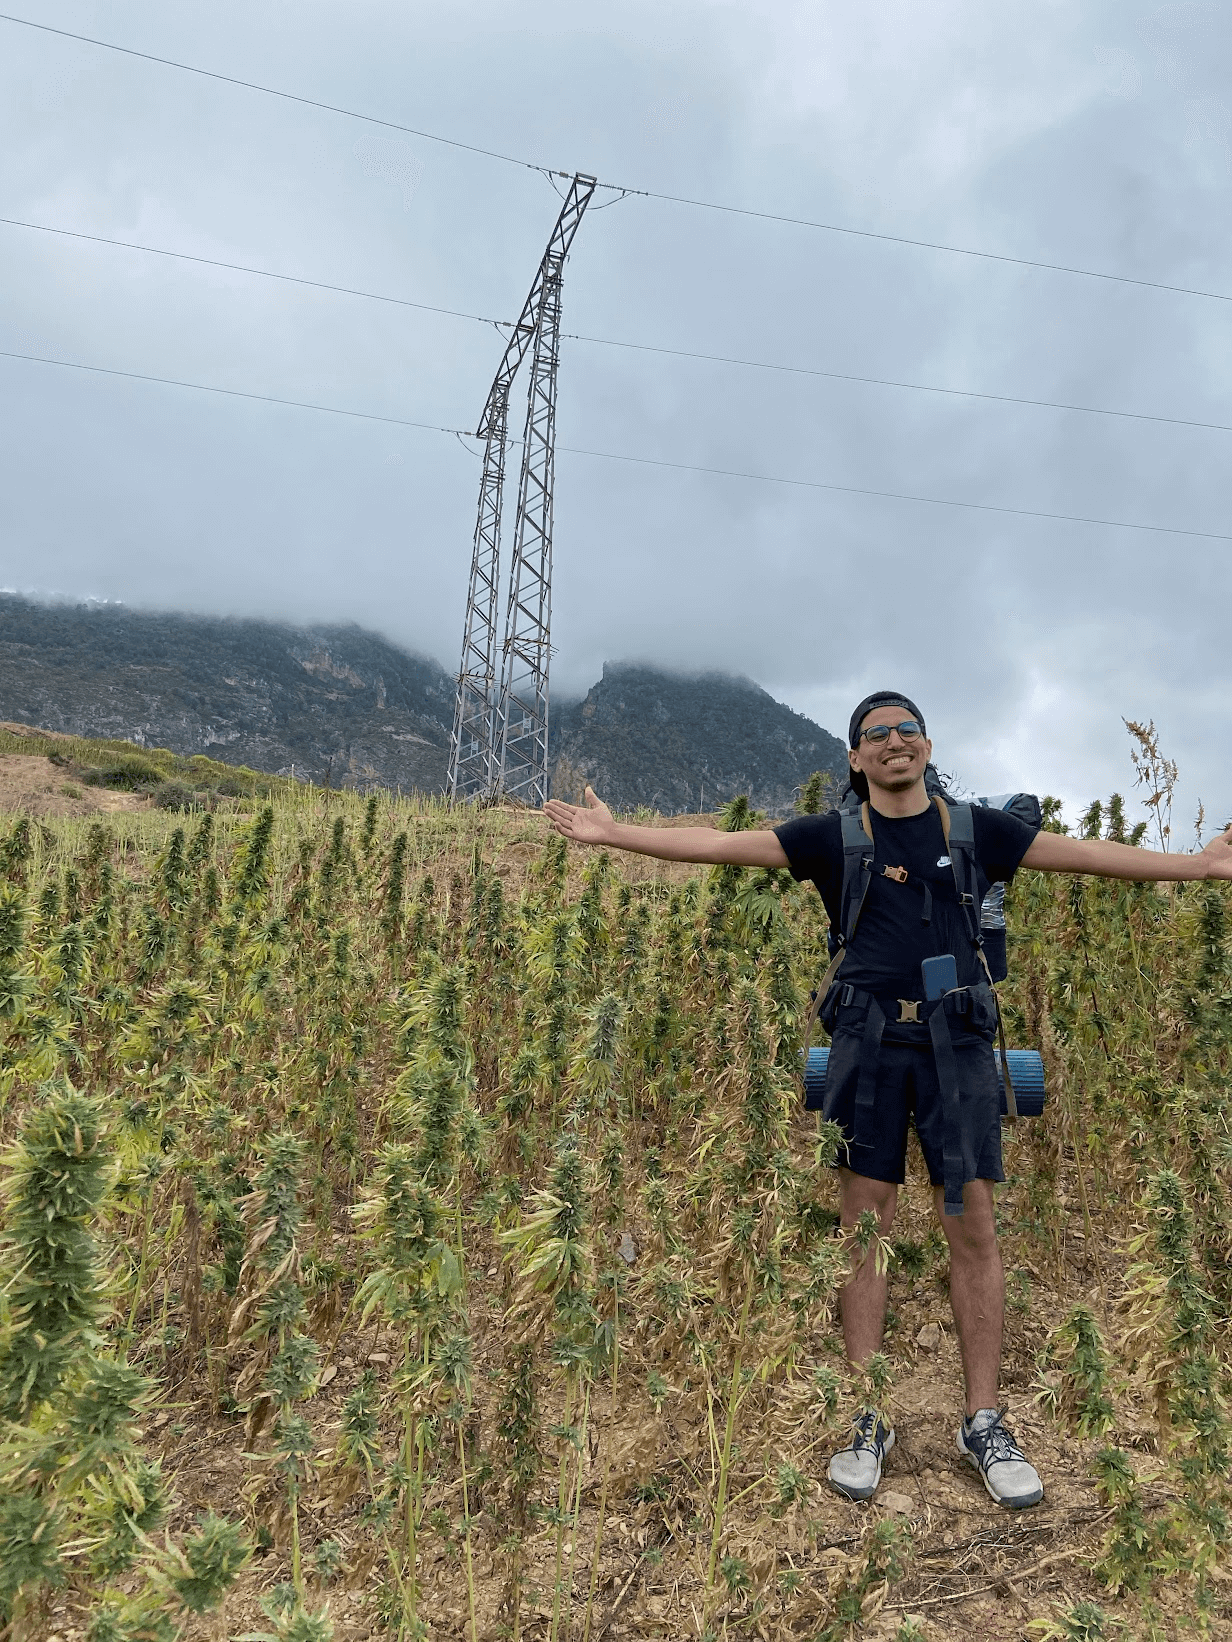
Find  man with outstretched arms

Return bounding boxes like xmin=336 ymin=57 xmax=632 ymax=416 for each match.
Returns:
xmin=544 ymin=691 xmax=1232 ymax=1510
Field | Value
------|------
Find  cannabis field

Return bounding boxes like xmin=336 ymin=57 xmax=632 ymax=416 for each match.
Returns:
xmin=0 ymin=771 xmax=1228 ymax=1642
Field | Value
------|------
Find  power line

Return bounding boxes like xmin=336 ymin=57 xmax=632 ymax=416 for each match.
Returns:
xmin=3 ymin=345 xmax=1229 ymax=544
xmin=600 ymin=182 xmax=1232 ymax=306
xmin=0 ymin=11 xmax=564 ymax=180
xmin=552 ymin=440 xmax=1232 ymax=544
xmin=565 ymin=331 xmax=1232 ymax=438
xmin=3 ymin=10 xmax=1231 ymax=307
xmin=6 ymin=214 xmax=1232 ymax=439
xmin=0 ymin=347 xmax=471 ymax=435
xmin=0 ymin=216 xmax=509 ymax=331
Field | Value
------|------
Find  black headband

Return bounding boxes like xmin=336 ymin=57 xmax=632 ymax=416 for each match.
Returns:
xmin=848 ymin=691 xmax=926 ymax=748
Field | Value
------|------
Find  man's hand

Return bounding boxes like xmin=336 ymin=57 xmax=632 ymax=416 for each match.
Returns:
xmin=1198 ymin=824 xmax=1232 ymax=880
xmin=544 ymin=786 xmax=616 ymax=847
xmin=542 ymin=786 xmax=791 ymax=869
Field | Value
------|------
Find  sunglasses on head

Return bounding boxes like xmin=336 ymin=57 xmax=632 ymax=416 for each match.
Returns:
xmin=856 ymin=720 xmax=924 ymax=745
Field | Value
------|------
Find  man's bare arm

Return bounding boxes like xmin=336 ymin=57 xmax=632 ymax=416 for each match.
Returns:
xmin=543 ymin=787 xmax=791 ymax=869
xmin=1022 ymin=825 xmax=1232 ymax=881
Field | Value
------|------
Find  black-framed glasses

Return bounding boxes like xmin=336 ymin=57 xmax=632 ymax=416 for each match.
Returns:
xmin=856 ymin=720 xmax=924 ymax=745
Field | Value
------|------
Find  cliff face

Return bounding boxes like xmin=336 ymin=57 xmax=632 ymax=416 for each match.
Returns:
xmin=0 ymin=597 xmax=453 ymax=792
xmin=549 ymin=661 xmax=848 ymax=814
xmin=0 ymin=599 xmax=846 ymax=811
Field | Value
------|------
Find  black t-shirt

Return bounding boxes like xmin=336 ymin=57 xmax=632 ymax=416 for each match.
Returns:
xmin=775 ymin=803 xmax=1038 ymax=997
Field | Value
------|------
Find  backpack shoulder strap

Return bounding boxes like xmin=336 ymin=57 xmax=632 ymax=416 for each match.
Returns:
xmin=804 ymin=803 xmax=874 ymax=1052
xmin=933 ymin=795 xmax=983 ymax=950
xmin=838 ymin=802 xmax=876 ymax=949
xmin=935 ymin=795 xmax=1018 ymax=1118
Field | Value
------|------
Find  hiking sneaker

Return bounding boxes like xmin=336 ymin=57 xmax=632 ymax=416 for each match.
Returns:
xmin=828 ymin=1410 xmax=895 ymax=1502
xmin=957 ymin=1408 xmax=1043 ymax=1508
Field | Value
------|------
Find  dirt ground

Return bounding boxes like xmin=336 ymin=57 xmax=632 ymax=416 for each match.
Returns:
xmin=0 ymin=753 xmax=149 ymax=818
xmin=58 ymin=1137 xmax=1156 ymax=1642
xmin=128 ymin=1255 xmax=1124 ymax=1641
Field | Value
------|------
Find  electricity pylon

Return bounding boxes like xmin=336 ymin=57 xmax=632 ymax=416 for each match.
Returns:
xmin=447 ymin=173 xmax=595 ymax=803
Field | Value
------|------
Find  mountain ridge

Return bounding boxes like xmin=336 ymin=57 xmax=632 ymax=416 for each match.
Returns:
xmin=0 ymin=594 xmax=453 ymax=793
xmin=0 ymin=595 xmax=846 ymax=811
xmin=550 ymin=661 xmax=848 ymax=813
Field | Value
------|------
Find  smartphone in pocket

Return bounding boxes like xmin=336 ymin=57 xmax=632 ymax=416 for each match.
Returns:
xmin=921 ymin=953 xmax=958 ymax=1000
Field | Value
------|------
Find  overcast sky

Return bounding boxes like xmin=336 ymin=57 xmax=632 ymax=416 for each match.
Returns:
xmin=1 ymin=2 xmax=1229 ymax=829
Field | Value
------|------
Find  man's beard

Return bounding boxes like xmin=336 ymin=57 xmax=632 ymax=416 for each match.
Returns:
xmin=870 ymin=763 xmax=921 ymax=793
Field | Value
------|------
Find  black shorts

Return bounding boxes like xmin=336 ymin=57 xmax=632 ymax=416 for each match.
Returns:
xmin=821 ymin=1017 xmax=1004 ymax=1191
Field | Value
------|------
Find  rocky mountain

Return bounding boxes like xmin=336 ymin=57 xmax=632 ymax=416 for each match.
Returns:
xmin=549 ymin=662 xmax=848 ymax=814
xmin=0 ymin=597 xmax=847 ymax=812
xmin=0 ymin=595 xmax=454 ymax=793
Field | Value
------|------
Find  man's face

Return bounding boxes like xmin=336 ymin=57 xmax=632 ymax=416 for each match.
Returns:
xmin=848 ymin=705 xmax=933 ymax=796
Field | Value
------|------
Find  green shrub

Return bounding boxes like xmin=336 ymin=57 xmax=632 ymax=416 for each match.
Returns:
xmin=80 ymin=754 xmax=166 ymax=791
xmin=154 ymin=782 xmax=198 ymax=812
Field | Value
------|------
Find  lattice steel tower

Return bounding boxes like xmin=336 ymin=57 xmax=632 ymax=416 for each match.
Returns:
xmin=447 ymin=173 xmax=595 ymax=803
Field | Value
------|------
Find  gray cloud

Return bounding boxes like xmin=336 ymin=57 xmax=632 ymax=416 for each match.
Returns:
xmin=0 ymin=0 xmax=1229 ymax=828
xmin=353 ymin=136 xmax=424 ymax=209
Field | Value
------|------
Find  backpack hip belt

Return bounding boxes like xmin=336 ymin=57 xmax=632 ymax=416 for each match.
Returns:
xmin=823 ymin=981 xmax=997 ymax=1217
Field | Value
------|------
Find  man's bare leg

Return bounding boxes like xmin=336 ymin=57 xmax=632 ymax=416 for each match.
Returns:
xmin=838 ymin=1169 xmax=898 ymax=1364
xmin=934 ymin=1179 xmax=1003 ymax=1416
xmin=827 ymin=1169 xmax=900 ymax=1499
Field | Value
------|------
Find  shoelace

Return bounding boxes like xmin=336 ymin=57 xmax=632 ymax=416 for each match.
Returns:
xmin=849 ymin=1412 xmax=885 ymax=1452
xmin=969 ymin=1411 xmax=1024 ymax=1466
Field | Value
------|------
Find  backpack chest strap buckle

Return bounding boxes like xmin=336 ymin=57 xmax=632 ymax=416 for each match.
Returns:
xmin=897 ymin=999 xmax=921 ymax=1023
xmin=883 ymin=864 xmax=909 ymax=883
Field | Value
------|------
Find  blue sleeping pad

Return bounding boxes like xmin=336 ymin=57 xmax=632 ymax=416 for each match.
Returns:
xmin=802 ymin=1046 xmax=1046 ymax=1117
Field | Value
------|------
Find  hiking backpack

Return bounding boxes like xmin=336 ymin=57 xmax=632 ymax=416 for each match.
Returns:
xmin=971 ymin=791 xmax=1043 ymax=981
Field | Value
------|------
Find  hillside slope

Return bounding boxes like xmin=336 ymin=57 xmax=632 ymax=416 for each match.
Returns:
xmin=0 ymin=787 xmax=1226 ymax=1639
xmin=0 ymin=595 xmax=453 ymax=792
